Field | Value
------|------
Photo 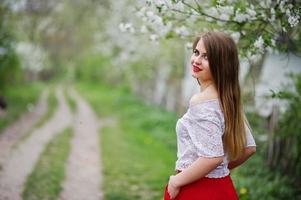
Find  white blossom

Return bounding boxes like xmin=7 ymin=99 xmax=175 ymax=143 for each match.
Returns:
xmin=270 ymin=8 xmax=276 ymax=22
xmin=266 ymin=0 xmax=272 ymax=7
xmin=146 ymin=11 xmax=155 ymax=18
xmin=217 ymin=6 xmax=234 ymax=16
xmin=150 ymin=34 xmax=159 ymax=41
xmin=119 ymin=23 xmax=135 ymax=33
xmin=219 ymin=13 xmax=230 ymax=21
xmin=231 ymin=32 xmax=240 ymax=43
xmin=119 ymin=23 xmax=127 ymax=32
xmin=206 ymin=7 xmax=219 ymax=18
xmin=246 ymin=8 xmax=256 ymax=19
xmin=140 ymin=25 xmax=148 ymax=33
xmin=136 ymin=7 xmax=147 ymax=18
xmin=158 ymin=21 xmax=172 ymax=37
xmin=260 ymin=0 xmax=271 ymax=9
xmin=282 ymin=27 xmax=287 ymax=32
xmin=16 ymin=42 xmax=48 ymax=72
xmin=205 ymin=17 xmax=213 ymax=22
xmin=288 ymin=14 xmax=300 ymax=27
xmin=254 ymin=36 xmax=264 ymax=51
xmin=153 ymin=0 xmax=166 ymax=7
xmin=172 ymin=1 xmax=185 ymax=11
xmin=217 ymin=0 xmax=225 ymax=5
xmin=261 ymin=12 xmax=267 ymax=20
xmin=247 ymin=51 xmax=262 ymax=63
xmin=271 ymin=38 xmax=276 ymax=46
xmin=285 ymin=8 xmax=291 ymax=16
xmin=175 ymin=26 xmax=190 ymax=37
xmin=188 ymin=13 xmax=198 ymax=22
xmin=146 ymin=0 xmax=152 ymax=6
xmin=234 ymin=10 xmax=249 ymax=22
xmin=279 ymin=0 xmax=287 ymax=13
xmin=186 ymin=42 xmax=193 ymax=50
xmin=142 ymin=17 xmax=148 ymax=22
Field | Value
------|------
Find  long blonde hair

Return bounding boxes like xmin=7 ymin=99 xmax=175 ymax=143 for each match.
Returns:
xmin=193 ymin=32 xmax=246 ymax=161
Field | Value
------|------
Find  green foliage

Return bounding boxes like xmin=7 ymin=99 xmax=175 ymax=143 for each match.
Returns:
xmin=232 ymin=123 xmax=298 ymax=200
xmin=232 ymin=74 xmax=301 ymax=200
xmin=0 ymin=82 xmax=44 ymax=133
xmin=232 ymin=153 xmax=300 ymax=200
xmin=74 ymin=53 xmax=111 ymax=83
xmin=22 ymin=128 xmax=73 ymax=200
xmin=269 ymin=73 xmax=301 ymax=188
xmin=0 ymin=4 xmax=21 ymax=92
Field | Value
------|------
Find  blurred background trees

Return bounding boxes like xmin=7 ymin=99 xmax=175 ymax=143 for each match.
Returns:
xmin=0 ymin=2 xmax=21 ymax=93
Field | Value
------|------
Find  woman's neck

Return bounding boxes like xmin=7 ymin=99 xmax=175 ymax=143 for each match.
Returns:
xmin=199 ymin=80 xmax=215 ymax=93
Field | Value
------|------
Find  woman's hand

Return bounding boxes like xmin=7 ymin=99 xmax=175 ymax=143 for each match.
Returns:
xmin=168 ymin=175 xmax=180 ymax=199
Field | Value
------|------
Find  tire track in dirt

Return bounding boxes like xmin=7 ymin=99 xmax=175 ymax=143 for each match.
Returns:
xmin=0 ymin=90 xmax=48 ymax=169
xmin=0 ymin=87 xmax=72 ymax=200
xmin=58 ymin=88 xmax=103 ymax=200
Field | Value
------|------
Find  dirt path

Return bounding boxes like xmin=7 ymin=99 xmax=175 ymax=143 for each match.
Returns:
xmin=0 ymin=90 xmax=48 ymax=169
xmin=59 ymin=88 xmax=103 ymax=200
xmin=0 ymin=88 xmax=72 ymax=200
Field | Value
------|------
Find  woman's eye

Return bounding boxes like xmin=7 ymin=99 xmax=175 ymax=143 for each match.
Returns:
xmin=193 ymin=49 xmax=199 ymax=56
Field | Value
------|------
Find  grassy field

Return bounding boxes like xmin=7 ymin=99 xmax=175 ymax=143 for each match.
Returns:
xmin=22 ymin=128 xmax=73 ymax=200
xmin=0 ymin=82 xmax=45 ymax=133
xmin=76 ymin=82 xmax=177 ymax=200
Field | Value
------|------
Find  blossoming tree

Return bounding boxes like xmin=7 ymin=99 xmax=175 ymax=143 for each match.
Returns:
xmin=128 ymin=0 xmax=300 ymax=60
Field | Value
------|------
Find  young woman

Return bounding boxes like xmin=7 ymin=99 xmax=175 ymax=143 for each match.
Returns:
xmin=164 ymin=32 xmax=256 ymax=200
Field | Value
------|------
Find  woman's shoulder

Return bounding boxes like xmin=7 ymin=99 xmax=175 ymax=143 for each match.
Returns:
xmin=189 ymin=92 xmax=219 ymax=106
xmin=188 ymin=92 xmax=223 ymax=121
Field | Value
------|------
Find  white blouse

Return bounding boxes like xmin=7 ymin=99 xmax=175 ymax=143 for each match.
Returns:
xmin=175 ymin=99 xmax=256 ymax=178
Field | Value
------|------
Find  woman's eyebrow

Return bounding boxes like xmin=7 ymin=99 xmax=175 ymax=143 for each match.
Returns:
xmin=194 ymin=47 xmax=206 ymax=54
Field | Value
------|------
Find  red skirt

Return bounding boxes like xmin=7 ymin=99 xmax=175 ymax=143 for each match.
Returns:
xmin=164 ymin=175 xmax=239 ymax=200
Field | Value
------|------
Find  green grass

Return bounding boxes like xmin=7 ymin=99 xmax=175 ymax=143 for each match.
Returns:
xmin=231 ymin=143 xmax=301 ymax=200
xmin=34 ymin=87 xmax=57 ymax=128
xmin=64 ymin=88 xmax=77 ymax=113
xmin=0 ymin=82 xmax=44 ymax=133
xmin=22 ymin=128 xmax=73 ymax=200
xmin=76 ymin=82 xmax=177 ymax=200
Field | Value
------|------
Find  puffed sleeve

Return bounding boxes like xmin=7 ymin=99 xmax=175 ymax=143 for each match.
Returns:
xmin=183 ymin=108 xmax=225 ymax=158
xmin=245 ymin=122 xmax=256 ymax=147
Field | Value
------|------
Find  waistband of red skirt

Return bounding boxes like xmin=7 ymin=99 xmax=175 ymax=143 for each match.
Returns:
xmin=175 ymin=170 xmax=231 ymax=181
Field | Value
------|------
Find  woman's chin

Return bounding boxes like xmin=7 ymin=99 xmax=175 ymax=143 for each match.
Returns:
xmin=191 ymin=72 xmax=200 ymax=79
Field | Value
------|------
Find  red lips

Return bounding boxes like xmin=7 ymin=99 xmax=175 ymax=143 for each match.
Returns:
xmin=192 ymin=65 xmax=202 ymax=72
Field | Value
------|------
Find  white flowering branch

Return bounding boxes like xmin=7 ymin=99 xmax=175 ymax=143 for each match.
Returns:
xmin=124 ymin=0 xmax=301 ymax=61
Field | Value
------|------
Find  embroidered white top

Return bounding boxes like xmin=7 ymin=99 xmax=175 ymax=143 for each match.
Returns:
xmin=175 ymin=99 xmax=256 ymax=178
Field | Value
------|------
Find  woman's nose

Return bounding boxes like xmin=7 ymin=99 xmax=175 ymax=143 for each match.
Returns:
xmin=194 ymin=56 xmax=201 ymax=65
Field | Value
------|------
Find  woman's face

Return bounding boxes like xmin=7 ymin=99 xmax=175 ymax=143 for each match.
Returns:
xmin=190 ymin=38 xmax=213 ymax=82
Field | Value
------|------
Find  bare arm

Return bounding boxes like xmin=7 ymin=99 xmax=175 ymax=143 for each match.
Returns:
xmin=168 ymin=156 xmax=223 ymax=199
xmin=228 ymin=146 xmax=256 ymax=170
xmin=172 ymin=156 xmax=223 ymax=187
